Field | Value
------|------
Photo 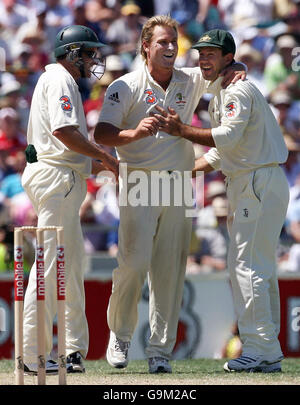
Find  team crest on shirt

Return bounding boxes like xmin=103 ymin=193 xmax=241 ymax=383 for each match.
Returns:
xmin=144 ymin=89 xmax=157 ymax=104
xmin=59 ymin=95 xmax=73 ymax=112
xmin=175 ymin=92 xmax=186 ymax=110
xmin=225 ymin=101 xmax=237 ymax=118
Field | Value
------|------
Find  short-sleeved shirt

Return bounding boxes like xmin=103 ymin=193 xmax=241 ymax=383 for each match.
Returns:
xmin=99 ymin=62 xmax=208 ymax=171
xmin=26 ymin=63 xmax=91 ymax=178
xmin=204 ymin=77 xmax=288 ymax=178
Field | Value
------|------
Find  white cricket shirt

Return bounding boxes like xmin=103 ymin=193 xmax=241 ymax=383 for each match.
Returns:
xmin=204 ymin=77 xmax=288 ymax=178
xmin=99 ymin=62 xmax=208 ymax=171
xmin=26 ymin=63 xmax=91 ymax=178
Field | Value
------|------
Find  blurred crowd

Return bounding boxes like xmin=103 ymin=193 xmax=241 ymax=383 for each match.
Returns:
xmin=1 ymin=0 xmax=300 ymax=274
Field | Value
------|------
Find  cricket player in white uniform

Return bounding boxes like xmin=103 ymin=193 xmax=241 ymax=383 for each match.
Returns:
xmin=94 ymin=16 xmax=246 ymax=373
xmin=21 ymin=25 xmax=118 ymax=375
xmin=155 ymin=29 xmax=289 ymax=373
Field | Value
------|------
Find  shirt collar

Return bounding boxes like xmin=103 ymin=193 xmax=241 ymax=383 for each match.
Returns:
xmin=143 ymin=61 xmax=187 ymax=87
xmin=45 ymin=63 xmax=78 ymax=87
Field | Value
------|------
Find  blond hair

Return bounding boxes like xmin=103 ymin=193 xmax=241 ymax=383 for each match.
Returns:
xmin=140 ymin=15 xmax=178 ymax=61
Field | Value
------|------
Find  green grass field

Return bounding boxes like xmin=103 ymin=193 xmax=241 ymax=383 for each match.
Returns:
xmin=1 ymin=358 xmax=300 ymax=387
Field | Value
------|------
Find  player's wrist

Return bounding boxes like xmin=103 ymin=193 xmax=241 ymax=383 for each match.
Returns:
xmin=177 ymin=122 xmax=188 ymax=138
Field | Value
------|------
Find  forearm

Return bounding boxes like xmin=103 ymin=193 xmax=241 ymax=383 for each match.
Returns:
xmin=94 ymin=122 xmax=144 ymax=146
xmin=179 ymin=123 xmax=215 ymax=147
xmin=91 ymin=160 xmax=107 ymax=175
xmin=53 ymin=126 xmax=112 ymax=161
xmin=192 ymin=155 xmax=215 ymax=177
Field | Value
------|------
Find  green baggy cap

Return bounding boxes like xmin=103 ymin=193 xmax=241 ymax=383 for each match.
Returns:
xmin=192 ymin=29 xmax=236 ymax=55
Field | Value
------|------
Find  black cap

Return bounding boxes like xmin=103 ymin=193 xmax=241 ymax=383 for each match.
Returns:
xmin=192 ymin=29 xmax=236 ymax=55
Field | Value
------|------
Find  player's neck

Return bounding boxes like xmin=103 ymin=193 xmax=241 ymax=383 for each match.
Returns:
xmin=58 ymin=60 xmax=81 ymax=81
xmin=147 ymin=64 xmax=173 ymax=91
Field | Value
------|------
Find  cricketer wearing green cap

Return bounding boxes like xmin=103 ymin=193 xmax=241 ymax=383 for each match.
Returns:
xmin=154 ymin=29 xmax=289 ymax=374
xmin=191 ymin=29 xmax=236 ymax=55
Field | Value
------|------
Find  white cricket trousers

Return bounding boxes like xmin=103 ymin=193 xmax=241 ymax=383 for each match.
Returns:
xmin=226 ymin=165 xmax=289 ymax=358
xmin=107 ymin=168 xmax=192 ymax=359
xmin=21 ymin=162 xmax=89 ymax=363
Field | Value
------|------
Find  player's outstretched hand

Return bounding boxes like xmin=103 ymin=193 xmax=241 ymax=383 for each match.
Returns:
xmin=154 ymin=105 xmax=182 ymax=137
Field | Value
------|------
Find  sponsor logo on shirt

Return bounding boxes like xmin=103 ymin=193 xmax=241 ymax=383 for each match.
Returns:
xmin=225 ymin=101 xmax=237 ymax=118
xmin=59 ymin=95 xmax=73 ymax=112
xmin=108 ymin=92 xmax=120 ymax=103
xmin=144 ymin=89 xmax=157 ymax=105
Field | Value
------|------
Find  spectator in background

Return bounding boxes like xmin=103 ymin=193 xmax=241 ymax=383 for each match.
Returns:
xmin=17 ymin=29 xmax=49 ymax=76
xmin=269 ymin=90 xmax=293 ymax=132
xmin=188 ymin=195 xmax=229 ymax=274
xmin=105 ymin=54 xmax=127 ymax=81
xmin=9 ymin=46 xmax=38 ymax=106
xmin=134 ymin=0 xmax=155 ymax=18
xmin=0 ymin=150 xmax=35 ymax=227
xmin=0 ymin=0 xmax=29 ymax=48
xmin=105 ymin=2 xmax=145 ymax=69
xmin=264 ymin=34 xmax=300 ymax=99
xmin=85 ymin=0 xmax=121 ymax=33
xmin=44 ymin=0 xmax=73 ymax=34
xmin=80 ymin=178 xmax=119 ymax=257
xmin=218 ymin=0 xmax=275 ymax=32
xmin=0 ymin=77 xmax=30 ymax=133
xmin=273 ymin=0 xmax=298 ymax=19
xmin=0 ymin=224 xmax=14 ymax=272
xmin=171 ymin=11 xmax=193 ymax=68
xmin=283 ymin=5 xmax=300 ymax=44
xmin=285 ymin=100 xmax=300 ymax=142
xmin=199 ymin=180 xmax=226 ymax=222
xmin=0 ymin=107 xmax=26 ymax=178
xmin=15 ymin=3 xmax=56 ymax=54
xmin=187 ymin=179 xmax=228 ymax=274
xmin=0 ymin=223 xmax=35 ymax=273
xmin=281 ymin=135 xmax=300 ymax=188
xmin=170 ymin=0 xmax=225 ymax=42
xmin=71 ymin=0 xmax=107 ymax=45
xmin=0 ymin=23 xmax=12 ymax=66
xmin=235 ymin=42 xmax=268 ymax=96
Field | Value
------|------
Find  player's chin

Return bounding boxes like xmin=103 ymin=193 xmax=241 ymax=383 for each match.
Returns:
xmin=201 ymin=69 xmax=216 ymax=81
